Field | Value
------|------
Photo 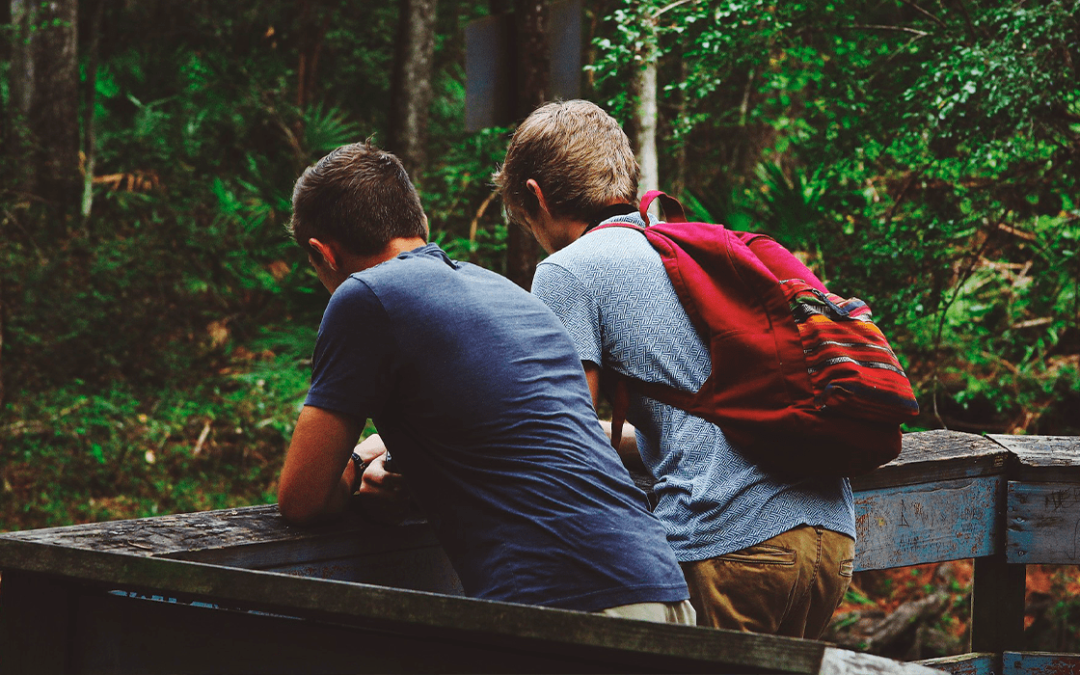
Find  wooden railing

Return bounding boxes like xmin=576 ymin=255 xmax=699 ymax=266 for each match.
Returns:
xmin=847 ymin=431 xmax=1080 ymax=675
xmin=0 ymin=430 xmax=1076 ymax=674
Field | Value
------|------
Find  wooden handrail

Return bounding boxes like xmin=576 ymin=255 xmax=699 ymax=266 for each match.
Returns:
xmin=0 ymin=429 xmax=1077 ymax=674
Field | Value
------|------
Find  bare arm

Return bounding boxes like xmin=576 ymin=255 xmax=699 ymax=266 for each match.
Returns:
xmin=583 ymin=362 xmax=646 ymax=473
xmin=277 ymin=406 xmax=363 ymax=525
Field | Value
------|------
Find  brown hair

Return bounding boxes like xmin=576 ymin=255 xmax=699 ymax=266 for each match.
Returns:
xmin=493 ymin=100 xmax=638 ymax=224
xmin=289 ymin=141 xmax=427 ymax=257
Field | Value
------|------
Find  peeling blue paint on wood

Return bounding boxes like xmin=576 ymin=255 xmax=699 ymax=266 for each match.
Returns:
xmin=917 ymin=653 xmax=995 ymax=675
xmin=1003 ymin=651 xmax=1080 ymax=675
xmin=1007 ymin=482 xmax=1080 ymax=565
xmin=854 ymin=476 xmax=1002 ymax=571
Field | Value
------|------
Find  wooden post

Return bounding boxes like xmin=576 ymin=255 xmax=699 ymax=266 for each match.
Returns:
xmin=970 ymin=555 xmax=1026 ymax=653
xmin=970 ymin=447 xmax=1025 ymax=663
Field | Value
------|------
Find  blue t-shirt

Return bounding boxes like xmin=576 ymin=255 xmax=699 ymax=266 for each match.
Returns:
xmin=305 ymin=243 xmax=688 ymax=611
xmin=532 ymin=215 xmax=856 ymax=562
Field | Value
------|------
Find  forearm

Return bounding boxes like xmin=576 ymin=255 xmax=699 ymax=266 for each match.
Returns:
xmin=278 ymin=406 xmax=362 ymax=525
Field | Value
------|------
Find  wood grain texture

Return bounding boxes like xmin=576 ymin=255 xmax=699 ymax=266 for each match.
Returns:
xmin=0 ymin=503 xmax=367 ymax=558
xmin=818 ymin=647 xmax=945 ymax=674
xmin=854 ymin=476 xmax=1003 ymax=571
xmin=1007 ymin=481 xmax=1080 ymax=564
xmin=988 ymin=435 xmax=1080 ymax=482
xmin=0 ymin=548 xmax=828 ymax=674
xmin=852 ymin=431 xmax=1008 ymax=492
xmin=915 ymin=653 xmax=995 ymax=675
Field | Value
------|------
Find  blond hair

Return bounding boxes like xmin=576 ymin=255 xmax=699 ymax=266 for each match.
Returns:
xmin=493 ymin=100 xmax=638 ymax=224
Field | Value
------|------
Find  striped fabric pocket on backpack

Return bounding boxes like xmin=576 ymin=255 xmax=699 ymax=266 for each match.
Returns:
xmin=780 ymin=279 xmax=920 ymax=424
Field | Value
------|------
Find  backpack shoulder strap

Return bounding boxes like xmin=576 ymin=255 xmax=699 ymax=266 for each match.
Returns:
xmin=734 ymin=231 xmax=828 ymax=293
xmin=640 ymin=190 xmax=688 ymax=223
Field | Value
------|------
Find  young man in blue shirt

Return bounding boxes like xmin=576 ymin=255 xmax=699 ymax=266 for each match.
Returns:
xmin=276 ymin=141 xmax=692 ymax=621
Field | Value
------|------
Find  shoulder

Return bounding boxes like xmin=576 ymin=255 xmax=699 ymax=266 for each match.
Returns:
xmin=545 ymin=229 xmax=652 ymax=272
xmin=320 ymin=276 xmax=388 ymax=336
xmin=541 ymin=229 xmax=661 ymax=286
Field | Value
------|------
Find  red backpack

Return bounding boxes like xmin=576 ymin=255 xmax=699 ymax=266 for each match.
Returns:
xmin=594 ymin=191 xmax=919 ymax=477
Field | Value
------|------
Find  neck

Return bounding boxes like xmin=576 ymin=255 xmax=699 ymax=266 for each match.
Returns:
xmin=341 ymin=237 xmax=427 ymax=275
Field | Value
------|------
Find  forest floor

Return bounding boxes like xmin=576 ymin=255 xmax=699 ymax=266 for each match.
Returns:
xmin=826 ymin=562 xmax=1080 ymax=659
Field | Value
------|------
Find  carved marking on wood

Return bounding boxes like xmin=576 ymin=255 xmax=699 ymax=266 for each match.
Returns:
xmin=1007 ymin=481 xmax=1080 ymax=564
xmin=855 ymin=476 xmax=1001 ymax=571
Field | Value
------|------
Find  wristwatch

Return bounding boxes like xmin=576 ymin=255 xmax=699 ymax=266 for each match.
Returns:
xmin=350 ymin=452 xmax=370 ymax=493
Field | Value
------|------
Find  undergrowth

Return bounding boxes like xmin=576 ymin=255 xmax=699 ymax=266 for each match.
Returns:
xmin=0 ymin=343 xmax=313 ymax=531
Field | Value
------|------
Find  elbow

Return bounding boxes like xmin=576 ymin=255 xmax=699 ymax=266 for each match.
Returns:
xmin=277 ymin=482 xmax=323 ymax=526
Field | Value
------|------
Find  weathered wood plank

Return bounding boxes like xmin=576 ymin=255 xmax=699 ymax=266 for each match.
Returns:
xmin=988 ymin=435 xmax=1080 ymax=482
xmin=916 ymin=653 xmax=996 ymax=675
xmin=818 ymin=648 xmax=945 ymax=674
xmin=1007 ymin=481 xmax=1080 ymax=565
xmin=1002 ymin=651 xmax=1080 ymax=675
xmin=0 ymin=540 xmax=829 ymax=674
xmin=971 ymin=556 xmax=1025 ymax=654
xmin=71 ymin=590 xmax=647 ymax=674
xmin=0 ymin=503 xmax=376 ymax=558
xmin=854 ymin=476 xmax=1002 ymax=571
xmin=852 ymin=431 xmax=1008 ymax=492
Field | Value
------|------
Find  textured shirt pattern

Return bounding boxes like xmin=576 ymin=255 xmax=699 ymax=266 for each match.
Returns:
xmin=533 ymin=215 xmax=856 ymax=562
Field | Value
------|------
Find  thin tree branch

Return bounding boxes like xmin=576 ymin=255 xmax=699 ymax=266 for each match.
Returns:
xmin=897 ymin=0 xmax=947 ymax=28
xmin=654 ymin=0 xmax=696 ymax=19
xmin=952 ymin=0 xmax=978 ymax=40
xmin=847 ymin=24 xmax=929 ymax=38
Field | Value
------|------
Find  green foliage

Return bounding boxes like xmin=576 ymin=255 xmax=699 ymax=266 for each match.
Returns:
xmin=0 ymin=0 xmax=501 ymax=530
xmin=0 ymin=347 xmax=312 ymax=530
xmin=2 ymin=0 xmax=1078 ymax=534
xmin=593 ymin=0 xmax=1080 ymax=434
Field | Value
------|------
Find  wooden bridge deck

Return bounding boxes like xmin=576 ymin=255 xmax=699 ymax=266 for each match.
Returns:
xmin=0 ymin=430 xmax=1077 ymax=674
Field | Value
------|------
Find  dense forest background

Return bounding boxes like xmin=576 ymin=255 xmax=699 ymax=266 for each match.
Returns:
xmin=0 ymin=0 xmax=1077 ymax=658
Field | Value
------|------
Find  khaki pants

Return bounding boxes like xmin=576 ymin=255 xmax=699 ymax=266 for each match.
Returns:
xmin=680 ymin=525 xmax=854 ymax=638
xmin=596 ymin=599 xmax=697 ymax=625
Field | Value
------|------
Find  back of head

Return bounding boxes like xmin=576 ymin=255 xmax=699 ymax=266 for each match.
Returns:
xmin=494 ymin=100 xmax=638 ymax=224
xmin=289 ymin=141 xmax=427 ymax=257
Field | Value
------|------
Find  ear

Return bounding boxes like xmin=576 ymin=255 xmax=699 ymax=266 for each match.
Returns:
xmin=308 ymin=238 xmax=339 ymax=271
xmin=525 ymin=179 xmax=551 ymax=215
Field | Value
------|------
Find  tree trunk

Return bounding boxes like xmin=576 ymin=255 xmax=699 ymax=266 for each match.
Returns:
xmin=0 ymin=276 xmax=5 ymax=410
xmin=0 ymin=0 xmax=9 ymax=157
xmin=10 ymin=0 xmax=80 ymax=215
xmin=505 ymin=0 xmax=548 ymax=289
xmin=388 ymin=0 xmax=438 ymax=181
xmin=296 ymin=0 xmax=331 ymax=111
xmin=671 ymin=58 xmax=688 ymax=198
xmin=634 ymin=19 xmax=659 ymax=214
xmin=81 ymin=0 xmax=105 ymax=224
xmin=635 ymin=56 xmax=659 ymax=194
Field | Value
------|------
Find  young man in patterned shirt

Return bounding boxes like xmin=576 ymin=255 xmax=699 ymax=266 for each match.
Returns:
xmin=494 ymin=100 xmax=856 ymax=637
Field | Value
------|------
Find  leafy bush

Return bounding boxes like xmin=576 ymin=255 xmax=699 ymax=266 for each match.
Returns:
xmin=592 ymin=0 xmax=1080 ymax=434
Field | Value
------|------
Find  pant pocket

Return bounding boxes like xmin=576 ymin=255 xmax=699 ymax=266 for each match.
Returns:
xmin=717 ymin=543 xmax=797 ymax=566
xmin=686 ymin=544 xmax=801 ymax=633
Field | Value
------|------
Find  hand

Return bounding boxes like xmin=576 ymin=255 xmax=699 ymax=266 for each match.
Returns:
xmin=354 ymin=433 xmax=390 ymax=464
xmin=352 ymin=436 xmax=417 ymax=524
